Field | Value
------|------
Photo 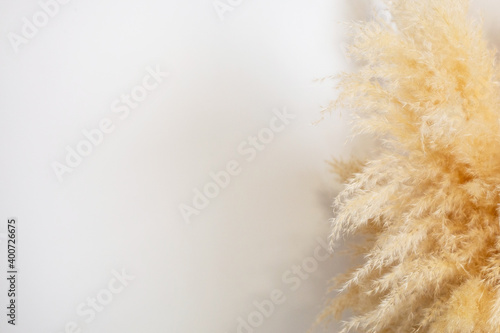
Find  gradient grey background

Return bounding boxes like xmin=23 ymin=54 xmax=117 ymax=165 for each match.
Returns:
xmin=1 ymin=0 xmax=499 ymax=332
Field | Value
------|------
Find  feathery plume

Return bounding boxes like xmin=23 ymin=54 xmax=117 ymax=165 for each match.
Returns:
xmin=321 ymin=0 xmax=500 ymax=332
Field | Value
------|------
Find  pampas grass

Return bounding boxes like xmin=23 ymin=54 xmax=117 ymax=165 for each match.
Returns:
xmin=320 ymin=0 xmax=500 ymax=332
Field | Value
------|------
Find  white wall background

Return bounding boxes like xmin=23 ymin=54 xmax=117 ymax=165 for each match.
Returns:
xmin=0 ymin=0 xmax=499 ymax=332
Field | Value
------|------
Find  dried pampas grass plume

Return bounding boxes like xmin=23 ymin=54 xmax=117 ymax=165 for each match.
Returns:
xmin=320 ymin=0 xmax=500 ymax=332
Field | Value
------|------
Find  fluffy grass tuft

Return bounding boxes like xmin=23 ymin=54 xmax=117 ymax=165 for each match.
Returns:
xmin=321 ymin=0 xmax=500 ymax=332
